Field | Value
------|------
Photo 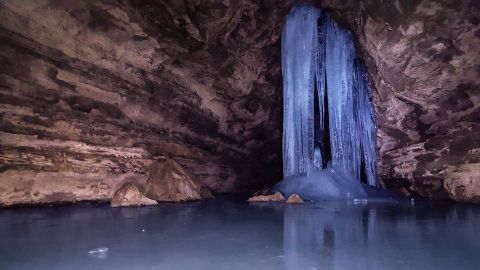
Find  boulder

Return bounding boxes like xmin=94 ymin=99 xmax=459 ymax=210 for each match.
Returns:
xmin=200 ymin=186 xmax=215 ymax=199
xmin=443 ymin=164 xmax=480 ymax=203
xmin=144 ymin=159 xmax=211 ymax=202
xmin=111 ymin=182 xmax=158 ymax=207
xmin=247 ymin=191 xmax=285 ymax=202
xmin=286 ymin=194 xmax=304 ymax=204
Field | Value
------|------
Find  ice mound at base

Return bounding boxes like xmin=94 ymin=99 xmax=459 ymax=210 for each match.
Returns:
xmin=273 ymin=166 xmax=368 ymax=201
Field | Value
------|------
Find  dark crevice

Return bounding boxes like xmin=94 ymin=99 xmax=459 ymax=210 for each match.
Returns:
xmin=323 ymin=70 xmax=332 ymax=166
xmin=313 ymin=71 xmax=332 ymax=169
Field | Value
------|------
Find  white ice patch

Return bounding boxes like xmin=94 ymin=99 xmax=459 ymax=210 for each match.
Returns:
xmin=88 ymin=247 xmax=109 ymax=259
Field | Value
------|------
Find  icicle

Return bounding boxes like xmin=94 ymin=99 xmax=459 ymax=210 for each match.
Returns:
xmin=353 ymin=61 xmax=378 ymax=186
xmin=313 ymin=147 xmax=322 ymax=170
xmin=281 ymin=5 xmax=319 ymax=177
xmin=324 ymin=13 xmax=378 ymax=187
xmin=325 ymin=14 xmax=361 ymax=181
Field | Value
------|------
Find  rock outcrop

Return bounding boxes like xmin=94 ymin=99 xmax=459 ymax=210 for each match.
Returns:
xmin=143 ymin=159 xmax=212 ymax=202
xmin=286 ymin=194 xmax=304 ymax=204
xmin=247 ymin=191 xmax=285 ymax=202
xmin=111 ymin=182 xmax=158 ymax=207
xmin=443 ymin=164 xmax=480 ymax=203
xmin=200 ymin=186 xmax=215 ymax=200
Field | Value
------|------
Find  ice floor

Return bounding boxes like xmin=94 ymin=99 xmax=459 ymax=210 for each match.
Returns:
xmin=1 ymin=195 xmax=479 ymax=270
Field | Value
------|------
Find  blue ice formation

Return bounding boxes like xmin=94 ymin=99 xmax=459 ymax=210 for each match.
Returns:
xmin=276 ymin=4 xmax=378 ymax=200
xmin=281 ymin=5 xmax=319 ymax=177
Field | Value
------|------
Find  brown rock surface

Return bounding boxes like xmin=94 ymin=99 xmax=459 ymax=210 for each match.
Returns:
xmin=247 ymin=191 xmax=285 ymax=202
xmin=111 ymin=182 xmax=158 ymax=207
xmin=286 ymin=194 xmax=304 ymax=204
xmin=143 ymin=159 xmax=209 ymax=202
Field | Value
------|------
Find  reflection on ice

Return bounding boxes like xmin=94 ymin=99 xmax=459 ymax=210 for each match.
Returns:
xmin=283 ymin=201 xmax=480 ymax=270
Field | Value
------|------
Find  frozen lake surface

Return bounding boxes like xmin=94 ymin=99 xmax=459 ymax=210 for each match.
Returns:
xmin=1 ymin=195 xmax=479 ymax=270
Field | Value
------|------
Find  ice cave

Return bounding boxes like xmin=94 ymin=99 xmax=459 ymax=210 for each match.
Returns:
xmin=1 ymin=1 xmax=480 ymax=270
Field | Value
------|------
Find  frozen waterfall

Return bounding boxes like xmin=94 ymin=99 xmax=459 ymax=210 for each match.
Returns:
xmin=281 ymin=5 xmax=319 ymax=177
xmin=275 ymin=4 xmax=379 ymax=200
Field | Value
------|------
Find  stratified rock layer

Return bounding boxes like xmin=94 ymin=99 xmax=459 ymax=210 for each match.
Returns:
xmin=111 ymin=182 xmax=158 ymax=207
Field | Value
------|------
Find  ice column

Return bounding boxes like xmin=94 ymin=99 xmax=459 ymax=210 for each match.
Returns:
xmin=325 ymin=15 xmax=361 ymax=181
xmin=353 ymin=61 xmax=378 ymax=186
xmin=281 ymin=5 xmax=320 ymax=177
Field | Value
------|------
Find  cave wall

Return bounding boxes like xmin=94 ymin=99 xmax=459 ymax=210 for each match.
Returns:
xmin=0 ymin=0 xmax=290 ymax=205
xmin=362 ymin=0 xmax=480 ymax=203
